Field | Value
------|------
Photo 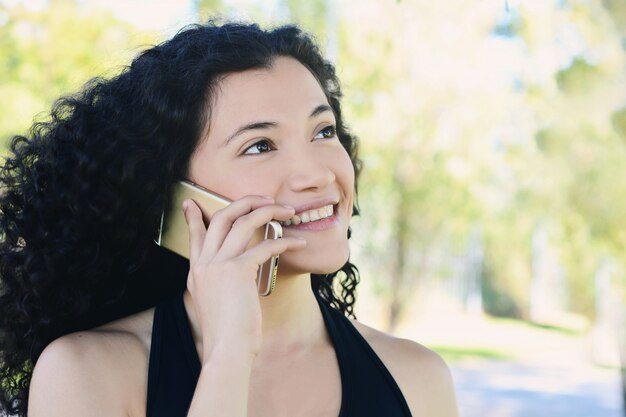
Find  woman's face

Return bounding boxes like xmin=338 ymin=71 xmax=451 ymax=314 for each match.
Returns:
xmin=188 ymin=56 xmax=355 ymax=275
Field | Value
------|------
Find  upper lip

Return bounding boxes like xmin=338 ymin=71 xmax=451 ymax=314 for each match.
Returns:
xmin=288 ymin=197 xmax=340 ymax=216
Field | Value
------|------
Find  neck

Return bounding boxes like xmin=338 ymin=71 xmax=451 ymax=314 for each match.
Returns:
xmin=183 ymin=271 xmax=328 ymax=360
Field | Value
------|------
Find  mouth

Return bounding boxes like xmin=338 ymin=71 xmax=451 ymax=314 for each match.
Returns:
xmin=280 ymin=203 xmax=338 ymax=227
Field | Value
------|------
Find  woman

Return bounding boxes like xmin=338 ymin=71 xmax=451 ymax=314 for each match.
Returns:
xmin=0 ymin=21 xmax=458 ymax=416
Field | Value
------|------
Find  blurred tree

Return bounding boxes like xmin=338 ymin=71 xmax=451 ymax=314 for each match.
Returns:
xmin=602 ymin=0 xmax=626 ymax=38
xmin=0 ymin=0 xmax=156 ymax=147
xmin=338 ymin=0 xmax=493 ymax=330
xmin=338 ymin=0 xmax=626 ymax=329
xmin=279 ymin=0 xmax=329 ymax=41
xmin=512 ymin=0 xmax=626 ymax=317
xmin=194 ymin=0 xmax=224 ymax=19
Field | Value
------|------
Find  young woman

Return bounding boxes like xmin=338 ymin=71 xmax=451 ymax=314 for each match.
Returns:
xmin=0 ymin=21 xmax=458 ymax=416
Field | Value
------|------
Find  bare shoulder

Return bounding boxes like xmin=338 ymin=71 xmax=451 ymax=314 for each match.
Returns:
xmin=348 ymin=318 xmax=459 ymax=417
xmin=29 ymin=307 xmax=155 ymax=417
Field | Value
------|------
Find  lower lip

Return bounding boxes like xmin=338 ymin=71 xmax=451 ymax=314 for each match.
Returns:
xmin=281 ymin=207 xmax=340 ymax=231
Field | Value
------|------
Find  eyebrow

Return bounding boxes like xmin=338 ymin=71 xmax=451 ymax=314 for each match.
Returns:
xmin=222 ymin=104 xmax=334 ymax=147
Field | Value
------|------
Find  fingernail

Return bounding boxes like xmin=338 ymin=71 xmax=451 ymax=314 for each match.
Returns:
xmin=262 ymin=196 xmax=274 ymax=200
xmin=282 ymin=205 xmax=294 ymax=210
xmin=182 ymin=200 xmax=189 ymax=213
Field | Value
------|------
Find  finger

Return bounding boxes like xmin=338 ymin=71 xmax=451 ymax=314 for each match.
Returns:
xmin=183 ymin=199 xmax=206 ymax=263
xmin=200 ymin=195 xmax=276 ymax=260
xmin=217 ymin=204 xmax=296 ymax=260
xmin=237 ymin=237 xmax=307 ymax=270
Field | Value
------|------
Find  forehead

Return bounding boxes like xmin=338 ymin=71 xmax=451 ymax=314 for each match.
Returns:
xmin=208 ymin=56 xmax=330 ymax=130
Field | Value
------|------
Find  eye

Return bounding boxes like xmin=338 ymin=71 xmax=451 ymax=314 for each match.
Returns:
xmin=314 ymin=125 xmax=337 ymax=140
xmin=242 ymin=139 xmax=274 ymax=155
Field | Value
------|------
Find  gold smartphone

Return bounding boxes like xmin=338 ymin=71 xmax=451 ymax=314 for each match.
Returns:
xmin=155 ymin=180 xmax=282 ymax=296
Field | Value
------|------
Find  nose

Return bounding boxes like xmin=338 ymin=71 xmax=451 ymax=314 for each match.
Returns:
xmin=285 ymin=148 xmax=336 ymax=192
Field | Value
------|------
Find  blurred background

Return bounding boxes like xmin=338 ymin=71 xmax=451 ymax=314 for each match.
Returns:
xmin=1 ymin=0 xmax=625 ymax=415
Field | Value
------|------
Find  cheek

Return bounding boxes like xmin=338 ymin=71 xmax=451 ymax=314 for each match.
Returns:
xmin=209 ymin=174 xmax=274 ymax=201
xmin=336 ymin=149 xmax=356 ymax=207
xmin=192 ymin=155 xmax=275 ymax=200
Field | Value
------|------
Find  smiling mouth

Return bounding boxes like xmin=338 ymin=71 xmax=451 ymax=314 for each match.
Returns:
xmin=280 ymin=204 xmax=337 ymax=226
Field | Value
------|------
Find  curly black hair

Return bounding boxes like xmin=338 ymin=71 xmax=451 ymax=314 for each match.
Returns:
xmin=0 ymin=21 xmax=362 ymax=416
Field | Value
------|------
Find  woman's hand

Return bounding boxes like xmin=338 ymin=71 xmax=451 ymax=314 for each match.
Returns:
xmin=182 ymin=195 xmax=306 ymax=364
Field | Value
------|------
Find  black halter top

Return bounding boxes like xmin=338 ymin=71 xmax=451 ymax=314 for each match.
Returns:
xmin=146 ymin=291 xmax=413 ymax=416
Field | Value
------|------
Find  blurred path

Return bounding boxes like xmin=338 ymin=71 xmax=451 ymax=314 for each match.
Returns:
xmin=451 ymin=359 xmax=623 ymax=417
xmin=371 ymin=296 xmax=626 ymax=417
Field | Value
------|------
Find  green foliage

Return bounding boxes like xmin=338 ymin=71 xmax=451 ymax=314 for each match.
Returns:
xmin=603 ymin=0 xmax=626 ymax=36
xmin=195 ymin=0 xmax=223 ymax=13
xmin=194 ymin=0 xmax=225 ymax=21
xmin=0 ymin=1 xmax=157 ymax=147
xmin=280 ymin=0 xmax=329 ymax=37
xmin=612 ymin=107 xmax=626 ymax=141
xmin=556 ymin=57 xmax=605 ymax=94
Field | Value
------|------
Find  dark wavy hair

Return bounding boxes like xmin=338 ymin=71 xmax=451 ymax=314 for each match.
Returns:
xmin=0 ymin=21 xmax=362 ymax=416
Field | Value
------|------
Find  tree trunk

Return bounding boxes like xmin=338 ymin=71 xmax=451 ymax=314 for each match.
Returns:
xmin=388 ymin=177 xmax=410 ymax=333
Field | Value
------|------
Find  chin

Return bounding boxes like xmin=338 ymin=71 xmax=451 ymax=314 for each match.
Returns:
xmin=278 ymin=241 xmax=350 ymax=275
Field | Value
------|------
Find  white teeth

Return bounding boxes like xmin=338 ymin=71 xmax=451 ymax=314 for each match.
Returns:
xmin=281 ymin=204 xmax=335 ymax=226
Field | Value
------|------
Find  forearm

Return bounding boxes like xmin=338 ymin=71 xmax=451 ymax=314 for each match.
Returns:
xmin=187 ymin=349 xmax=254 ymax=417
